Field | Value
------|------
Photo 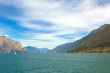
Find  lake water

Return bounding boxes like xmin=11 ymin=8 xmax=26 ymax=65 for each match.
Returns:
xmin=0 ymin=53 xmax=110 ymax=73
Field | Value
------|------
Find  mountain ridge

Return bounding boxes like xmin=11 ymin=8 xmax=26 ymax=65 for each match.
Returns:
xmin=0 ymin=36 xmax=26 ymax=53
xmin=52 ymin=24 xmax=110 ymax=53
xmin=26 ymin=46 xmax=49 ymax=53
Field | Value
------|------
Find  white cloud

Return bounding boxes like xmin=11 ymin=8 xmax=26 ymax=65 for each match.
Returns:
xmin=20 ymin=23 xmax=44 ymax=30
xmin=18 ymin=38 xmax=70 ymax=49
xmin=18 ymin=0 xmax=110 ymax=29
xmin=1 ymin=0 xmax=110 ymax=49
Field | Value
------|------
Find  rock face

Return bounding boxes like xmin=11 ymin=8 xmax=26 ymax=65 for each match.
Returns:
xmin=0 ymin=36 xmax=25 ymax=53
xmin=53 ymin=24 xmax=110 ymax=53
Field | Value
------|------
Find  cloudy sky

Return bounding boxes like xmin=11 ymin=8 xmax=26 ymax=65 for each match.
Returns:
xmin=0 ymin=0 xmax=110 ymax=49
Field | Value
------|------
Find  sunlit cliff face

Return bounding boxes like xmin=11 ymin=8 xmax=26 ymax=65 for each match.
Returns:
xmin=0 ymin=36 xmax=25 ymax=53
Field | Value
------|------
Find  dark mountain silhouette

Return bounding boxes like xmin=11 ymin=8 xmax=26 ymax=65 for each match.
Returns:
xmin=53 ymin=24 xmax=110 ymax=53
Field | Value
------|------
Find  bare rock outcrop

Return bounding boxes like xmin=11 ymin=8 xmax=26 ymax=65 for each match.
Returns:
xmin=0 ymin=36 xmax=26 ymax=53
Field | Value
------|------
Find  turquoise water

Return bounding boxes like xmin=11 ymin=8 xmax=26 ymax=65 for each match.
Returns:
xmin=0 ymin=53 xmax=110 ymax=73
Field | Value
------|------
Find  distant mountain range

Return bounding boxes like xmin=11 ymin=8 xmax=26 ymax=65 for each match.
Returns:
xmin=52 ymin=24 xmax=110 ymax=53
xmin=1 ymin=24 xmax=110 ymax=54
xmin=26 ymin=46 xmax=49 ymax=53
xmin=0 ymin=36 xmax=49 ymax=54
xmin=0 ymin=36 xmax=26 ymax=53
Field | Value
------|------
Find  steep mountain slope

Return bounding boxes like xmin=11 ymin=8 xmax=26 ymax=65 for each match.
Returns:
xmin=0 ymin=36 xmax=26 ymax=53
xmin=53 ymin=24 xmax=110 ymax=53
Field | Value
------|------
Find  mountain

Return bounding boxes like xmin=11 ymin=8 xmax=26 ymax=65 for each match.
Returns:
xmin=26 ymin=46 xmax=49 ymax=53
xmin=26 ymin=46 xmax=40 ymax=53
xmin=53 ymin=24 xmax=110 ymax=53
xmin=0 ymin=36 xmax=26 ymax=53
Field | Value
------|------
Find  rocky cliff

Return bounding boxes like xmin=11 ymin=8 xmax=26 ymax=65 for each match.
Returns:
xmin=0 ymin=36 xmax=26 ymax=53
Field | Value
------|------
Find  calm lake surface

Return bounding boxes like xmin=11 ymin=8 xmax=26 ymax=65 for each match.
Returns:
xmin=0 ymin=53 xmax=110 ymax=73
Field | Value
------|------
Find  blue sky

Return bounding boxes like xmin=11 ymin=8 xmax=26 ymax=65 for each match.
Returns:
xmin=0 ymin=0 xmax=110 ymax=49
